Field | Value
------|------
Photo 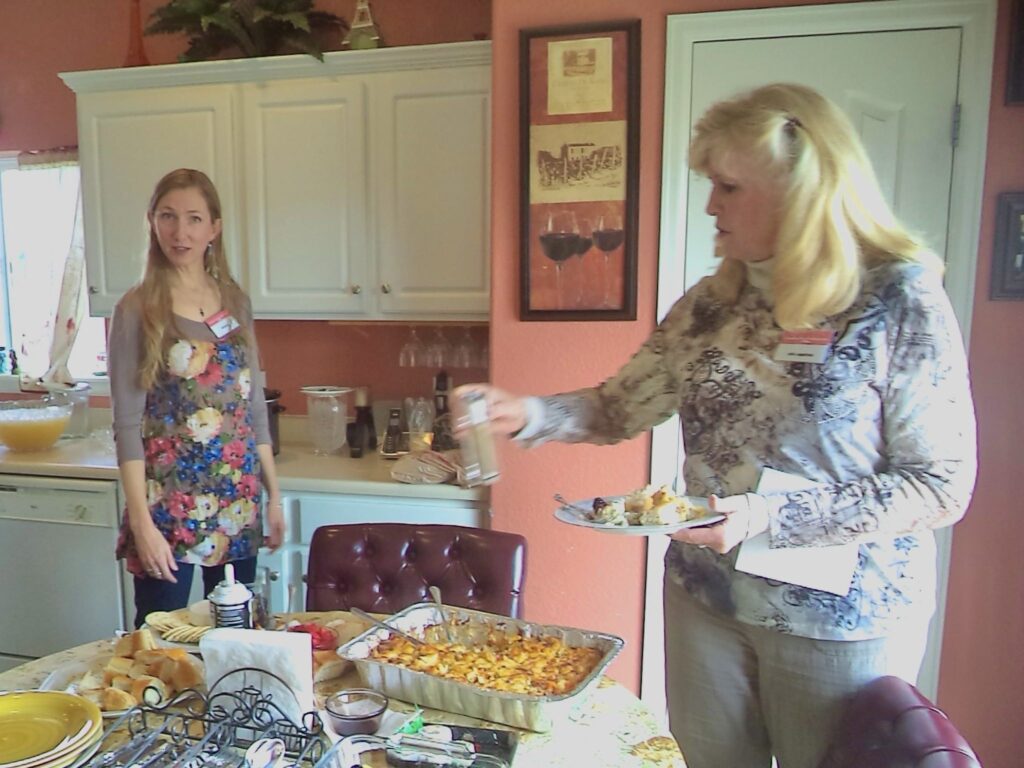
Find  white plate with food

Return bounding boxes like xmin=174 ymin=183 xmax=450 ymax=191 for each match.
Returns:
xmin=554 ymin=486 xmax=725 ymax=536
xmin=39 ymin=630 xmax=204 ymax=718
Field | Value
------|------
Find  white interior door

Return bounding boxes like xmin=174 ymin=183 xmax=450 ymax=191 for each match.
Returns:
xmin=647 ymin=0 xmax=997 ymax=722
xmin=684 ymin=28 xmax=959 ymax=289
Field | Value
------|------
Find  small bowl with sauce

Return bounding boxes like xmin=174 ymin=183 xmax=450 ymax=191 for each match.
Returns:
xmin=324 ymin=688 xmax=388 ymax=736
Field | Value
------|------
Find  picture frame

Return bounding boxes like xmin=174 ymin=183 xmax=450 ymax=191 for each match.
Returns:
xmin=991 ymin=192 xmax=1024 ymax=300
xmin=519 ymin=20 xmax=640 ymax=321
xmin=1008 ymin=0 xmax=1024 ymax=104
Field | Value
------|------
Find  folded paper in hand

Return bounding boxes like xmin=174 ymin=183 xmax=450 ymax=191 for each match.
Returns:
xmin=734 ymin=468 xmax=858 ymax=596
xmin=199 ymin=628 xmax=314 ymax=726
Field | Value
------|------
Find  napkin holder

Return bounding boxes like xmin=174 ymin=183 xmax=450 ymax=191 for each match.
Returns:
xmin=199 ymin=628 xmax=315 ymax=727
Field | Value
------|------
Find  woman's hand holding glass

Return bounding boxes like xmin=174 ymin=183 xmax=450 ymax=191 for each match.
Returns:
xmin=452 ymin=384 xmax=528 ymax=437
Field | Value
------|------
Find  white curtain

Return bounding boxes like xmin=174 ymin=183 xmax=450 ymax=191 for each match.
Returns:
xmin=16 ymin=148 xmax=84 ymax=389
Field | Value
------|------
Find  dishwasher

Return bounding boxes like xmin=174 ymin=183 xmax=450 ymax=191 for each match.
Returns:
xmin=0 ymin=473 xmax=127 ymax=672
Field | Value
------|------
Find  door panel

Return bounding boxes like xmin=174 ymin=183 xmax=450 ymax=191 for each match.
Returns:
xmin=684 ymin=28 xmax=961 ymax=289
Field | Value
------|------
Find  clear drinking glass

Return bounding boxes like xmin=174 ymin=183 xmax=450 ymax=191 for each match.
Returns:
xmin=398 ymin=327 xmax=424 ymax=368
xmin=450 ymin=327 xmax=476 ymax=369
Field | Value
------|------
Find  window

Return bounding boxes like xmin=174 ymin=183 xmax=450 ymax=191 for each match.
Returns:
xmin=0 ymin=155 xmax=108 ymax=387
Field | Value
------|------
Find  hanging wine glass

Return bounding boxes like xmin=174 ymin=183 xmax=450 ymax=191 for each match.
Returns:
xmin=398 ymin=327 xmax=424 ymax=367
xmin=594 ymin=212 xmax=625 ymax=308
xmin=423 ymin=326 xmax=451 ymax=369
xmin=538 ymin=209 xmax=580 ymax=310
xmin=451 ymin=326 xmax=475 ymax=369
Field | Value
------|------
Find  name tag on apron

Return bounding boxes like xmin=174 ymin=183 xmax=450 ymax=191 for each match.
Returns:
xmin=205 ymin=309 xmax=241 ymax=339
xmin=774 ymin=329 xmax=835 ymax=364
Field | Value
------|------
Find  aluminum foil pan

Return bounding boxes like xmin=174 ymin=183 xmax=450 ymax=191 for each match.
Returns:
xmin=336 ymin=603 xmax=624 ymax=732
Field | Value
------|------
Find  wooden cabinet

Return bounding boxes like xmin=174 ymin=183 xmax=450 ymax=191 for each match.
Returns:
xmin=62 ymin=42 xmax=491 ymax=321
xmin=74 ymin=85 xmax=241 ymax=315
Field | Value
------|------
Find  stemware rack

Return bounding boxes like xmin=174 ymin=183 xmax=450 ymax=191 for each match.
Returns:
xmin=79 ymin=669 xmax=327 ymax=768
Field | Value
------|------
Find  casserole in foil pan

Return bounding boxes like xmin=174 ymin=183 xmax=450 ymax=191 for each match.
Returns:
xmin=336 ymin=603 xmax=624 ymax=732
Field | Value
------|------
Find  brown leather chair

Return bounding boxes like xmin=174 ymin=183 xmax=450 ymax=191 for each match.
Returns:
xmin=818 ymin=676 xmax=982 ymax=768
xmin=305 ymin=523 xmax=527 ymax=617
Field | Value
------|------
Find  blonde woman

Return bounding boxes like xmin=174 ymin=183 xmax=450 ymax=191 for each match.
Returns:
xmin=459 ymin=84 xmax=976 ymax=767
xmin=109 ymin=168 xmax=284 ymax=627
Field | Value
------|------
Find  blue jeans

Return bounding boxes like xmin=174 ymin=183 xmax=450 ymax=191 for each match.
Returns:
xmin=132 ymin=557 xmax=257 ymax=628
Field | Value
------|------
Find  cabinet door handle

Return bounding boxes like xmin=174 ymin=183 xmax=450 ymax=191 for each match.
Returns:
xmin=381 ymin=283 xmax=392 ymax=294
xmin=350 ymin=284 xmax=362 ymax=295
xmin=267 ymin=569 xmax=280 ymax=581
xmin=88 ymin=286 xmax=98 ymax=295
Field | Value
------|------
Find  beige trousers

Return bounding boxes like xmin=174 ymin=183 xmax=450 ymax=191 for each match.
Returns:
xmin=663 ymin=574 xmax=928 ymax=768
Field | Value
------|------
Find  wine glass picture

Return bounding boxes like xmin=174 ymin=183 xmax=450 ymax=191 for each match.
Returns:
xmin=594 ymin=212 xmax=625 ymax=308
xmin=538 ymin=210 xmax=580 ymax=309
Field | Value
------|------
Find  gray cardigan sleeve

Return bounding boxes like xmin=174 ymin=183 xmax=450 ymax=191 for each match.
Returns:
xmin=108 ymin=290 xmax=147 ymax=465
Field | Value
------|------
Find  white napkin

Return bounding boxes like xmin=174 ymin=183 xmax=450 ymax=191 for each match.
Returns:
xmin=199 ymin=628 xmax=314 ymax=726
xmin=735 ymin=468 xmax=859 ymax=596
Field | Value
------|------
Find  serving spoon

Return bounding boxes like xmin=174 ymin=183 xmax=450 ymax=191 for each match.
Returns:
xmin=428 ymin=585 xmax=455 ymax=643
xmin=350 ymin=606 xmax=426 ymax=646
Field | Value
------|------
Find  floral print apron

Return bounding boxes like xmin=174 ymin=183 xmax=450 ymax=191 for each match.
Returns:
xmin=117 ymin=334 xmax=263 ymax=576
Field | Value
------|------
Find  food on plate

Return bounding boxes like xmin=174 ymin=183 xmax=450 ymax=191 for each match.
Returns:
xmin=71 ymin=628 xmax=202 ymax=712
xmin=367 ymin=630 xmax=604 ymax=696
xmin=285 ymin=617 xmax=370 ymax=683
xmin=287 ymin=622 xmax=338 ymax=650
xmin=590 ymin=485 xmax=705 ymax=527
xmin=145 ymin=610 xmax=213 ymax=644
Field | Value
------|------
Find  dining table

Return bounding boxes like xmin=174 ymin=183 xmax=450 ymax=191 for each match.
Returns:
xmin=0 ymin=612 xmax=685 ymax=768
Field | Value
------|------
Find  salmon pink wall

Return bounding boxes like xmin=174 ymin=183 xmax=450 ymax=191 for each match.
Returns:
xmin=490 ymin=0 xmax=1022 ymax=764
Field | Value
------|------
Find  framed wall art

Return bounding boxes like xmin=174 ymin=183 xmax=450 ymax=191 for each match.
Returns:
xmin=991 ymin=192 xmax=1024 ymax=300
xmin=1009 ymin=0 xmax=1024 ymax=104
xmin=519 ymin=20 xmax=640 ymax=320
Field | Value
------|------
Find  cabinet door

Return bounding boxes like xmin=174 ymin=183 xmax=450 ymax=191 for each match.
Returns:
xmin=242 ymin=78 xmax=370 ymax=317
xmin=372 ymin=67 xmax=491 ymax=318
xmin=77 ymin=85 xmax=240 ymax=316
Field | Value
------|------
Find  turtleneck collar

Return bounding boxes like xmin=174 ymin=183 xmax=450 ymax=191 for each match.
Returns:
xmin=745 ymin=256 xmax=776 ymax=294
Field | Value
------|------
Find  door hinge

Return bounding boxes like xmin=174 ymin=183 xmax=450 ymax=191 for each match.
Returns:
xmin=951 ymin=103 xmax=961 ymax=148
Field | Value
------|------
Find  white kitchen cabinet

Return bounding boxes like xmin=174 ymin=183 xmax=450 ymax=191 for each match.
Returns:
xmin=372 ymin=66 xmax=491 ymax=317
xmin=241 ymin=77 xmax=370 ymax=316
xmin=61 ymin=42 xmax=491 ymax=321
xmin=74 ymin=85 xmax=242 ymax=315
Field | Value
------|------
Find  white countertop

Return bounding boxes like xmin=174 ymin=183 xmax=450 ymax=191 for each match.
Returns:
xmin=0 ymin=421 xmax=486 ymax=504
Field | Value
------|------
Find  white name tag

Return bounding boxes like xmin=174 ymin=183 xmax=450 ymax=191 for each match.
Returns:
xmin=774 ymin=329 xmax=835 ymax=364
xmin=205 ymin=309 xmax=241 ymax=339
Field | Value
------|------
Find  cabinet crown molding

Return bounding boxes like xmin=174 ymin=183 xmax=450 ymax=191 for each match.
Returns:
xmin=60 ymin=40 xmax=491 ymax=94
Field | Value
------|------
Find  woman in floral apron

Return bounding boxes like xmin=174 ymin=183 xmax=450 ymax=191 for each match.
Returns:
xmin=109 ymin=168 xmax=285 ymax=627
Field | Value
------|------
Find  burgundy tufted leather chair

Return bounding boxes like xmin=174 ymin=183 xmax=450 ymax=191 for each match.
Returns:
xmin=305 ymin=523 xmax=527 ymax=618
xmin=818 ymin=676 xmax=982 ymax=768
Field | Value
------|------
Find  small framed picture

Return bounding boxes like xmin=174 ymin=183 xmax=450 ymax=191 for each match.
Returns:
xmin=1009 ymin=0 xmax=1024 ymax=103
xmin=991 ymin=192 xmax=1024 ymax=300
xmin=519 ymin=20 xmax=641 ymax=321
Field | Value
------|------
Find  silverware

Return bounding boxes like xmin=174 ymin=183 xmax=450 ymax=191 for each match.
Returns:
xmin=349 ymin=606 xmax=426 ymax=646
xmin=428 ymin=586 xmax=454 ymax=643
xmin=554 ymin=493 xmax=590 ymax=514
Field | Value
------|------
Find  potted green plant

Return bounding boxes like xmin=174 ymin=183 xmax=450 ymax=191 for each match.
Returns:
xmin=146 ymin=0 xmax=348 ymax=62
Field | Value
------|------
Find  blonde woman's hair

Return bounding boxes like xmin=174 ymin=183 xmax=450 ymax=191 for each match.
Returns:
xmin=136 ymin=168 xmax=249 ymax=390
xmin=689 ymin=83 xmax=940 ymax=329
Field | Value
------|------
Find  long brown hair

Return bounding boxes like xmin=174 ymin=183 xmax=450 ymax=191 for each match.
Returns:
xmin=136 ymin=168 xmax=249 ymax=389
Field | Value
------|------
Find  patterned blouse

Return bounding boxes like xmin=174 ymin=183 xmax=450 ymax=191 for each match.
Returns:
xmin=522 ymin=260 xmax=976 ymax=640
xmin=109 ymin=291 xmax=272 ymax=575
